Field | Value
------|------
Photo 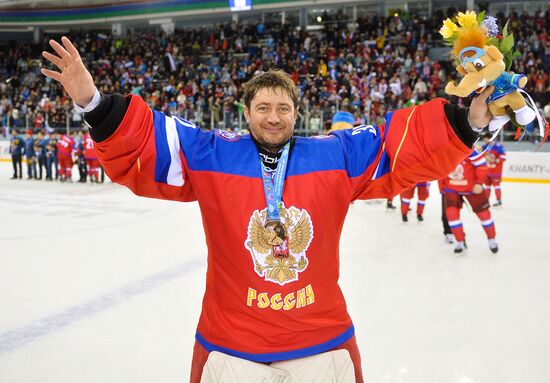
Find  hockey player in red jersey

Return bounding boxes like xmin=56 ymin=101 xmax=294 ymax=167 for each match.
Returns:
xmin=42 ymin=36 xmax=497 ymax=383
xmin=83 ymin=131 xmax=100 ymax=182
xmin=400 ymin=183 xmax=430 ymax=222
xmin=440 ymin=150 xmax=498 ymax=254
xmin=481 ymin=133 xmax=506 ymax=206
xmin=56 ymin=131 xmax=75 ymax=182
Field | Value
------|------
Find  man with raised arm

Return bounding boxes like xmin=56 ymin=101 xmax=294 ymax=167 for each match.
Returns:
xmin=42 ymin=36 xmax=494 ymax=383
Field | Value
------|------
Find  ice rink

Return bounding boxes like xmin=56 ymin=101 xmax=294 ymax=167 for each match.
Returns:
xmin=0 ymin=161 xmax=548 ymax=383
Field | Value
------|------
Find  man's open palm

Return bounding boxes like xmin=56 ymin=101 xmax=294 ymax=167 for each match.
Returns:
xmin=41 ymin=36 xmax=96 ymax=108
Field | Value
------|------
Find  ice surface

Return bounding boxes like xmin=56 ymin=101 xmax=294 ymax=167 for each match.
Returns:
xmin=0 ymin=162 xmax=548 ymax=383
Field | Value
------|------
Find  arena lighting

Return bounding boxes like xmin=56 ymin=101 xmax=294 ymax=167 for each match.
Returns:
xmin=317 ymin=16 xmax=322 ymax=22
xmin=149 ymin=18 xmax=173 ymax=25
xmin=229 ymin=0 xmax=251 ymax=11
xmin=306 ymin=25 xmax=324 ymax=31
xmin=0 ymin=26 xmax=33 ymax=32
xmin=44 ymin=28 xmax=70 ymax=33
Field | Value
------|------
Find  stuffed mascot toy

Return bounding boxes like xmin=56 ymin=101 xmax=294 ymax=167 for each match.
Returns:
xmin=440 ymin=11 xmax=548 ymax=142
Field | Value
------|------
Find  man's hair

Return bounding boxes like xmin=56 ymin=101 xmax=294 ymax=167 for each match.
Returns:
xmin=242 ymin=70 xmax=298 ymax=109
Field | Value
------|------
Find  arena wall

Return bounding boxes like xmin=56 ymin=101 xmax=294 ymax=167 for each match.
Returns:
xmin=2 ymin=139 xmax=550 ymax=183
xmin=502 ymin=152 xmax=550 ymax=184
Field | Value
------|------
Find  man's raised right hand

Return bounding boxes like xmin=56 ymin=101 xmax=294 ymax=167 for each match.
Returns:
xmin=41 ymin=36 xmax=96 ymax=108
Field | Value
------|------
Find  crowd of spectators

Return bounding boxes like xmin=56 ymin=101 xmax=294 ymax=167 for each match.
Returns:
xmin=1 ymin=7 xmax=549 ymax=138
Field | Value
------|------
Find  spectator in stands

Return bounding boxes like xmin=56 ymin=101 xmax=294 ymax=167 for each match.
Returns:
xmin=0 ymin=8 xmax=548 ymax=140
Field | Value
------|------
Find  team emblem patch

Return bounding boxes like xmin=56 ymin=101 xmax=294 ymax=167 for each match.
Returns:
xmin=245 ymin=204 xmax=313 ymax=285
xmin=215 ymin=129 xmax=240 ymax=142
xmin=449 ymin=164 xmax=467 ymax=186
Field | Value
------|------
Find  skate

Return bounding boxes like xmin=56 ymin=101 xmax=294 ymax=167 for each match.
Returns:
xmin=454 ymin=241 xmax=467 ymax=254
xmin=386 ymin=201 xmax=396 ymax=210
xmin=489 ymin=238 xmax=499 ymax=254
xmin=493 ymin=200 xmax=502 ymax=207
xmin=444 ymin=234 xmax=454 ymax=244
xmin=417 ymin=214 xmax=423 ymax=222
xmin=402 ymin=214 xmax=408 ymax=222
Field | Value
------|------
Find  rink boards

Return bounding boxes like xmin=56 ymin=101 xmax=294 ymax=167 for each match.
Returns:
xmin=2 ymin=139 xmax=550 ymax=183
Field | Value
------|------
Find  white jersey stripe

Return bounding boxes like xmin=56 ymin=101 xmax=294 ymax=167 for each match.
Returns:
xmin=472 ymin=158 xmax=486 ymax=166
xmin=165 ymin=116 xmax=185 ymax=187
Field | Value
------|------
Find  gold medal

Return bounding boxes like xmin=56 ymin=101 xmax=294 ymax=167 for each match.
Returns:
xmin=264 ymin=220 xmax=287 ymax=244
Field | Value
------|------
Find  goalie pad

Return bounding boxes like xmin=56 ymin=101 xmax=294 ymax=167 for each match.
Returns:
xmin=200 ymin=349 xmax=355 ymax=383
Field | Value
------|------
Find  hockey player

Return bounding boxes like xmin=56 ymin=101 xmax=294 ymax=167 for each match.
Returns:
xmin=56 ymin=131 xmax=76 ymax=182
xmin=83 ymin=130 xmax=100 ymax=183
xmin=42 ymin=36 xmax=495 ymax=383
xmin=438 ymin=182 xmax=454 ymax=244
xmin=440 ymin=149 xmax=498 ymax=254
xmin=400 ymin=182 xmax=430 ymax=222
xmin=481 ymin=133 xmax=506 ymax=206
xmin=328 ymin=111 xmax=355 ymax=133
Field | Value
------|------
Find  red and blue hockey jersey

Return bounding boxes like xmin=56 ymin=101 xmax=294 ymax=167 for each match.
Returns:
xmin=83 ymin=132 xmax=98 ymax=161
xmin=92 ymin=94 xmax=474 ymax=362
xmin=56 ymin=134 xmax=75 ymax=157
xmin=440 ymin=149 xmax=488 ymax=195
xmin=481 ymin=141 xmax=506 ymax=177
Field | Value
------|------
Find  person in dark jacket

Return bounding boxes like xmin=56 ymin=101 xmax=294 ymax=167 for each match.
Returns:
xmin=9 ymin=129 xmax=24 ymax=179
xmin=24 ymin=130 xmax=37 ymax=179
xmin=35 ymin=131 xmax=49 ymax=180
xmin=75 ymin=130 xmax=87 ymax=182
xmin=46 ymin=132 xmax=59 ymax=180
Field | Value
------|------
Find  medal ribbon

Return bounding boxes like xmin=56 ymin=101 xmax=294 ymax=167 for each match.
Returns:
xmin=260 ymin=141 xmax=290 ymax=221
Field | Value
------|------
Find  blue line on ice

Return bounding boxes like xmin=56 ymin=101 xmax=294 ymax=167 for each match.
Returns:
xmin=0 ymin=258 xmax=204 ymax=354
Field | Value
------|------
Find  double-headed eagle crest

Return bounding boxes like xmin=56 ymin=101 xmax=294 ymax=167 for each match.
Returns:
xmin=245 ymin=205 xmax=314 ymax=285
xmin=449 ymin=163 xmax=469 ymax=186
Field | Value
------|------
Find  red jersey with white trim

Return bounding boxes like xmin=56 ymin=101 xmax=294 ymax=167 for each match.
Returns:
xmin=93 ymin=95 xmax=472 ymax=363
xmin=56 ymin=134 xmax=75 ymax=157
xmin=83 ymin=132 xmax=97 ymax=160
xmin=482 ymin=141 xmax=506 ymax=177
xmin=441 ymin=149 xmax=488 ymax=194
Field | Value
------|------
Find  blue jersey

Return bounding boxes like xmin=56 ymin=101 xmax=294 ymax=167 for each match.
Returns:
xmin=487 ymin=72 xmax=526 ymax=102
xmin=34 ymin=138 xmax=49 ymax=157
xmin=10 ymin=135 xmax=25 ymax=156
xmin=25 ymin=137 xmax=36 ymax=157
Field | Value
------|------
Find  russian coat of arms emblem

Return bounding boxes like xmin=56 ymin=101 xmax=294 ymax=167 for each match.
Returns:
xmin=244 ymin=204 xmax=314 ymax=285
